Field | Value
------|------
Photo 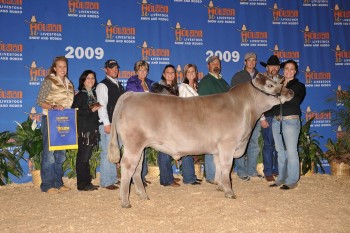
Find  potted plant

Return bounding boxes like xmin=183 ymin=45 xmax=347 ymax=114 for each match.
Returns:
xmin=145 ymin=147 xmax=159 ymax=179
xmin=14 ymin=116 xmax=43 ymax=187
xmin=63 ymin=149 xmax=78 ymax=178
xmin=0 ymin=131 xmax=23 ymax=185
xmin=63 ymin=147 xmax=101 ymax=179
xmin=324 ymin=136 xmax=350 ymax=175
xmin=324 ymin=86 xmax=350 ymax=176
xmin=298 ymin=117 xmax=325 ymax=175
xmin=193 ymin=154 xmax=204 ymax=179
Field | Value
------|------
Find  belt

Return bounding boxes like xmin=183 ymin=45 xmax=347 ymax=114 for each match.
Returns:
xmin=275 ymin=115 xmax=299 ymax=121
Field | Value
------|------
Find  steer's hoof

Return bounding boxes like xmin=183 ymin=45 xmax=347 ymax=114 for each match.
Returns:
xmin=216 ymin=186 xmax=224 ymax=192
xmin=121 ymin=203 xmax=132 ymax=208
xmin=225 ymin=192 xmax=237 ymax=199
xmin=139 ymin=194 xmax=150 ymax=200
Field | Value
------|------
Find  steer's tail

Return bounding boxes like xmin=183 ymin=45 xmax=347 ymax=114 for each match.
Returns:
xmin=108 ymin=119 xmax=121 ymax=164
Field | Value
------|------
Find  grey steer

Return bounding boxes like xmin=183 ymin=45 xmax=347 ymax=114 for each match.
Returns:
xmin=108 ymin=73 xmax=294 ymax=208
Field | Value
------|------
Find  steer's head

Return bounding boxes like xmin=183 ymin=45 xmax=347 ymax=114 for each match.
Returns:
xmin=252 ymin=73 xmax=294 ymax=103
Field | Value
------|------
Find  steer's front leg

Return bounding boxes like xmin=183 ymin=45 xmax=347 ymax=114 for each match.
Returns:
xmin=218 ymin=152 xmax=236 ymax=199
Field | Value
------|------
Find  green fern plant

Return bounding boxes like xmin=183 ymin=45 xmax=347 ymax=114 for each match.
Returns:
xmin=0 ymin=131 xmax=23 ymax=185
xmin=146 ymin=147 xmax=158 ymax=166
xmin=14 ymin=117 xmax=43 ymax=170
xmin=63 ymin=146 xmax=101 ymax=179
xmin=324 ymin=86 xmax=350 ymax=165
xmin=298 ymin=117 xmax=325 ymax=175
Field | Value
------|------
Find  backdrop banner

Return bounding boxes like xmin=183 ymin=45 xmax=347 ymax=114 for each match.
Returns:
xmin=1 ymin=0 xmax=350 ymax=182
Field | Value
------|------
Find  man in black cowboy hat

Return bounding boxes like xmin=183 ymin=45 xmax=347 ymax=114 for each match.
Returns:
xmin=259 ymin=55 xmax=284 ymax=182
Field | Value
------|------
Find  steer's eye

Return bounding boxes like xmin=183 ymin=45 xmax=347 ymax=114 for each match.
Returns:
xmin=267 ymin=84 xmax=273 ymax=88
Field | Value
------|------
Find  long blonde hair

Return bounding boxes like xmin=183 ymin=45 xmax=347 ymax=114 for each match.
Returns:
xmin=49 ymin=56 xmax=68 ymax=75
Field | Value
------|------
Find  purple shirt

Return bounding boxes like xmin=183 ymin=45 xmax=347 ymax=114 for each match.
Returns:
xmin=126 ymin=75 xmax=154 ymax=92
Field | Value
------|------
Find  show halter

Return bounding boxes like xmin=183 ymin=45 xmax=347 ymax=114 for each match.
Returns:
xmin=250 ymin=79 xmax=287 ymax=151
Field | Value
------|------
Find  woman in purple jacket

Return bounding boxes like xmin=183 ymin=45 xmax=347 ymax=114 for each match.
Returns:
xmin=126 ymin=60 xmax=154 ymax=93
xmin=126 ymin=60 xmax=154 ymax=186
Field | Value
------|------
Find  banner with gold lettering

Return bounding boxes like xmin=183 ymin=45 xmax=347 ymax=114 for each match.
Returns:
xmin=47 ymin=109 xmax=78 ymax=151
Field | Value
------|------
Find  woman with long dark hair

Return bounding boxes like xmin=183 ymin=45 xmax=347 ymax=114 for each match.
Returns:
xmin=152 ymin=64 xmax=180 ymax=187
xmin=270 ymin=60 xmax=306 ymax=190
xmin=71 ymin=70 xmax=101 ymax=191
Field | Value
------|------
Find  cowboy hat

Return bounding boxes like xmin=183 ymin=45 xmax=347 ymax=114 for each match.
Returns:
xmin=260 ymin=55 xmax=281 ymax=67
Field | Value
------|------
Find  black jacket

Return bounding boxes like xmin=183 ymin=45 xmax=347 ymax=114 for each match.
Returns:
xmin=269 ymin=78 xmax=306 ymax=117
xmin=71 ymin=89 xmax=100 ymax=134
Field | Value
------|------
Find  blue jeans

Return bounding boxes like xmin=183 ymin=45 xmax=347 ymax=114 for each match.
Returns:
xmin=40 ymin=115 xmax=66 ymax=192
xmin=204 ymin=154 xmax=215 ymax=181
xmin=181 ymin=156 xmax=197 ymax=184
xmin=99 ymin=125 xmax=117 ymax=187
xmin=141 ymin=149 xmax=148 ymax=182
xmin=272 ymin=117 xmax=301 ymax=187
xmin=158 ymin=151 xmax=174 ymax=186
xmin=236 ymin=121 xmax=261 ymax=177
xmin=261 ymin=116 xmax=278 ymax=176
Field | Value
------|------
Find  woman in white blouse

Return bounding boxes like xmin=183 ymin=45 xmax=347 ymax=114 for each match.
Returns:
xmin=179 ymin=64 xmax=199 ymax=97
xmin=178 ymin=64 xmax=201 ymax=185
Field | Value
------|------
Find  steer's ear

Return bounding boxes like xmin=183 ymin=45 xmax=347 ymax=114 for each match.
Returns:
xmin=277 ymin=76 xmax=285 ymax=84
xmin=255 ymin=73 xmax=268 ymax=85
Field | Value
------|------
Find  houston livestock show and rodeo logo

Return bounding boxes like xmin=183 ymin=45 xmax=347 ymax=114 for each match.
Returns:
xmin=138 ymin=41 xmax=170 ymax=65
xmin=102 ymin=19 xmax=136 ymax=44
xmin=333 ymin=44 xmax=350 ymax=66
xmin=0 ymin=88 xmax=23 ymax=109
xmin=270 ymin=3 xmax=299 ymax=25
xmin=333 ymin=4 xmax=350 ymax=26
xmin=0 ymin=39 xmax=23 ymax=61
xmin=205 ymin=1 xmax=235 ymax=24
xmin=0 ymin=0 xmax=22 ymax=14
xmin=67 ymin=0 xmax=100 ymax=18
xmin=139 ymin=0 xmax=169 ymax=21
xmin=238 ymin=24 xmax=268 ymax=47
xmin=172 ymin=22 xmax=203 ymax=46
xmin=26 ymin=61 xmax=49 ymax=85
xmin=305 ymin=106 xmax=331 ymax=128
xmin=25 ymin=16 xmax=63 ymax=41
xmin=302 ymin=65 xmax=331 ymax=88
xmin=270 ymin=44 xmax=300 ymax=63
xmin=301 ymin=25 xmax=330 ymax=48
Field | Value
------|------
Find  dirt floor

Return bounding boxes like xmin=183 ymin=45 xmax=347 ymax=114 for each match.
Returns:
xmin=0 ymin=173 xmax=350 ymax=233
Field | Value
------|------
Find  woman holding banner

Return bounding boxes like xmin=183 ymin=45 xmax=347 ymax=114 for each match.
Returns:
xmin=71 ymin=70 xmax=101 ymax=191
xmin=36 ymin=56 xmax=74 ymax=194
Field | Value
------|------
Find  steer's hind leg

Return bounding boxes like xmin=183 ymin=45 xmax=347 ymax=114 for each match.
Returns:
xmin=120 ymin=155 xmax=133 ymax=208
xmin=120 ymin=149 xmax=144 ymax=208
xmin=213 ymin=153 xmax=221 ymax=189
xmin=132 ymin=151 xmax=149 ymax=200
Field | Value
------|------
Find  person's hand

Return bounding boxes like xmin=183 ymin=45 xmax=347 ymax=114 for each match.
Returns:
xmin=104 ymin=124 xmax=111 ymax=134
xmin=260 ymin=119 xmax=270 ymax=128
xmin=91 ymin=105 xmax=102 ymax=112
xmin=52 ymin=105 xmax=64 ymax=110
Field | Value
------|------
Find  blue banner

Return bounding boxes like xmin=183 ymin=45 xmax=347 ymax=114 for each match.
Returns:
xmin=47 ymin=109 xmax=78 ymax=151
xmin=1 ymin=0 xmax=350 ymax=181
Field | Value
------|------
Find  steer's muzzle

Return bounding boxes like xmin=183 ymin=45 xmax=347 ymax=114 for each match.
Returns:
xmin=279 ymin=88 xmax=294 ymax=103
